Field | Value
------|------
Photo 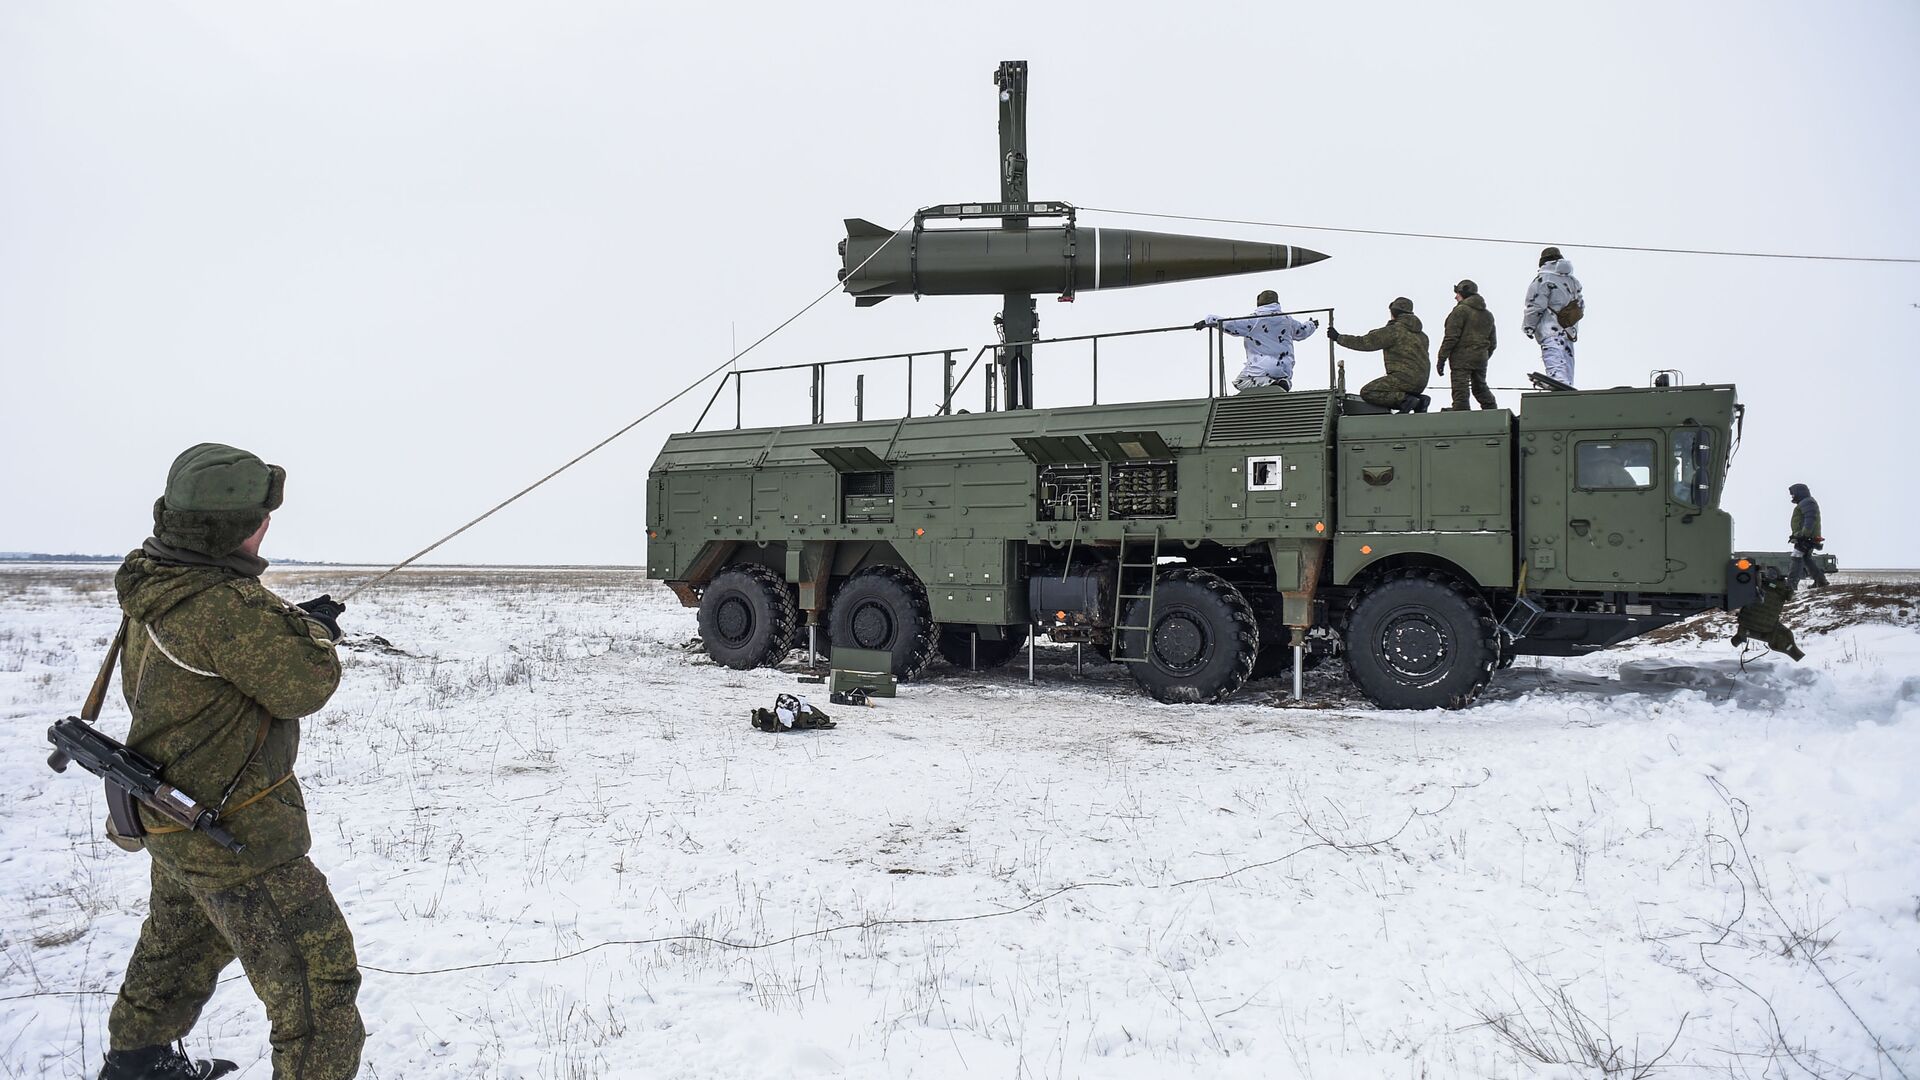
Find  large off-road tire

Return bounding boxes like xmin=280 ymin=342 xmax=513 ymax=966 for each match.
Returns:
xmin=697 ymin=563 xmax=798 ymax=669
xmin=936 ymin=624 xmax=1030 ymax=669
xmin=1118 ymin=568 xmax=1259 ymax=704
xmin=827 ymin=566 xmax=937 ymax=680
xmin=1343 ymin=572 xmax=1497 ymax=709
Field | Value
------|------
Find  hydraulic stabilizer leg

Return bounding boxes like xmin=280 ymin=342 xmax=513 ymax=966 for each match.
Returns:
xmin=1291 ymin=628 xmax=1306 ymax=702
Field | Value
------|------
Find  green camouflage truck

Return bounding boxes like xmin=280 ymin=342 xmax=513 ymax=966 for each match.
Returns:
xmin=646 ymin=372 xmax=1782 ymax=709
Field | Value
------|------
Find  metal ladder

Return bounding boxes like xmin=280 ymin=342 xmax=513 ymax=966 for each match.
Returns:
xmin=1109 ymin=528 xmax=1161 ymax=664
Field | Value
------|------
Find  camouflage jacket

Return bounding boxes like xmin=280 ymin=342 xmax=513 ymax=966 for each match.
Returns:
xmin=115 ymin=550 xmax=340 ymax=890
xmin=1336 ymin=313 xmax=1431 ymax=393
xmin=1522 ymin=259 xmax=1583 ymax=341
xmin=1437 ymin=294 xmax=1497 ymax=368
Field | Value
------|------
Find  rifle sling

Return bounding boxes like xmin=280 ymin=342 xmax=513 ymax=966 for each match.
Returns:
xmin=83 ymin=618 xmax=129 ymax=723
xmin=141 ymin=770 xmax=294 ymax=835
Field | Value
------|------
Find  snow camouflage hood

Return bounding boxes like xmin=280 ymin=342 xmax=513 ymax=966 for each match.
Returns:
xmin=1540 ymin=257 xmax=1575 ymax=278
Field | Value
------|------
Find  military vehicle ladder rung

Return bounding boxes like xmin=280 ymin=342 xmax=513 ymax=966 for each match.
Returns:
xmin=1109 ymin=528 xmax=1162 ymax=664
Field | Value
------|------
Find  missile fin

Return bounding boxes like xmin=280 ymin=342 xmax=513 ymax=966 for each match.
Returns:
xmin=854 ymin=295 xmax=890 ymax=307
xmin=845 ymin=218 xmax=894 ymax=238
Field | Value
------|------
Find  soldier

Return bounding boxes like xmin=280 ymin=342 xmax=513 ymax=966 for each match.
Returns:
xmin=1436 ymin=279 xmax=1499 ymax=410
xmin=1732 ymin=570 xmax=1806 ymax=661
xmin=1329 ymin=297 xmax=1432 ymax=413
xmin=1786 ymin=482 xmax=1829 ymax=587
xmin=1522 ymin=246 xmax=1584 ymax=386
xmin=99 ymin=444 xmax=363 ymax=1080
xmin=1196 ymin=288 xmax=1320 ymax=391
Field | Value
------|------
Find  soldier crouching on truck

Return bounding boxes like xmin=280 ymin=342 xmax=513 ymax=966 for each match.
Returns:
xmin=99 ymin=444 xmax=363 ymax=1080
xmin=1329 ymin=296 xmax=1432 ymax=413
xmin=1196 ymin=288 xmax=1320 ymax=391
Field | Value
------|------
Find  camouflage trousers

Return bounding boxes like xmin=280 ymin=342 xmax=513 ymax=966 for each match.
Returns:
xmin=1734 ymin=580 xmax=1799 ymax=655
xmin=1447 ymin=365 xmax=1498 ymax=410
xmin=1359 ymin=375 xmax=1422 ymax=409
xmin=109 ymin=856 xmax=364 ymax=1079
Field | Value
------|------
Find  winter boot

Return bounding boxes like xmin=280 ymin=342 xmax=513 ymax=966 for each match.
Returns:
xmin=1730 ymin=631 xmax=1747 ymax=646
xmin=100 ymin=1044 xmax=238 ymax=1080
xmin=1414 ymin=393 xmax=1431 ymax=413
xmin=1786 ymin=645 xmax=1806 ymax=662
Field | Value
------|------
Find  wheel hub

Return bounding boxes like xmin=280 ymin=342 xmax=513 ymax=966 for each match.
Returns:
xmin=850 ymin=600 xmax=895 ymax=649
xmin=715 ymin=596 xmax=754 ymax=644
xmin=1380 ymin=611 xmax=1449 ymax=678
xmin=1151 ymin=611 xmax=1210 ymax=674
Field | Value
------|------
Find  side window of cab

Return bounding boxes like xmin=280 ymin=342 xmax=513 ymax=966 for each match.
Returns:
xmin=1574 ymin=440 xmax=1655 ymax=490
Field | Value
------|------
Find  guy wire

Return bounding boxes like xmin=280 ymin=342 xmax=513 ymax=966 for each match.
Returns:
xmin=337 ymin=216 xmax=916 ymax=602
xmin=1077 ymin=205 xmax=1920 ymax=265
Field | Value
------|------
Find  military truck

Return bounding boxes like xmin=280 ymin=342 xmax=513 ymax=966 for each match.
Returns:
xmin=645 ymin=328 xmax=1790 ymax=710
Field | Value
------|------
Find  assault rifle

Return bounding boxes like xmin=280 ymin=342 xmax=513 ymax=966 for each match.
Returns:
xmin=47 ymin=718 xmax=245 ymax=853
xmin=45 ymin=618 xmax=244 ymax=853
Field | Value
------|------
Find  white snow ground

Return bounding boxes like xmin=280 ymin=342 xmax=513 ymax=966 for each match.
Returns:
xmin=2 ymin=565 xmax=1916 ymax=1079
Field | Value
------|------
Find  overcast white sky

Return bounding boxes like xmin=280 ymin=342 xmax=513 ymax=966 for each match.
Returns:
xmin=4 ymin=1 xmax=1916 ymax=567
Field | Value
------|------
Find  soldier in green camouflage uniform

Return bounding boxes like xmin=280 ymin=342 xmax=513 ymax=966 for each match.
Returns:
xmin=101 ymin=444 xmax=363 ymax=1080
xmin=1329 ymin=297 xmax=1432 ymax=412
xmin=1435 ymin=279 xmax=1499 ymax=410
xmin=1733 ymin=572 xmax=1805 ymax=661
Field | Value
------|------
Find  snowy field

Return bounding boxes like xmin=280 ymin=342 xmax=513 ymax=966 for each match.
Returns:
xmin=2 ymin=564 xmax=1917 ymax=1079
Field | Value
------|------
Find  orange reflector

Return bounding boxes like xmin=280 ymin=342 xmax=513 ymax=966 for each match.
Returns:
xmin=1314 ymin=521 xmax=1326 ymax=533
xmin=648 ymin=530 xmax=657 ymax=539
xmin=1360 ymin=544 xmax=1373 ymax=555
xmin=1736 ymin=559 xmax=1751 ymax=570
xmin=1056 ymin=610 xmax=1067 ymax=621
xmin=915 ymin=528 xmax=925 ymax=537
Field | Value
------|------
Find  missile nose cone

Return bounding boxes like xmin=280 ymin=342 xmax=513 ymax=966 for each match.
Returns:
xmin=1288 ymin=246 xmax=1330 ymax=268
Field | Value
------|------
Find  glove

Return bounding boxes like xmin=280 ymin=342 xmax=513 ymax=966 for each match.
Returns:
xmin=1326 ymin=330 xmax=1340 ymax=345
xmin=1193 ymin=319 xmax=1209 ymax=330
xmin=1523 ymin=326 xmax=1536 ymax=340
xmin=297 ymin=594 xmax=346 ymax=641
xmin=1436 ymin=359 xmax=1447 ymax=375
xmin=1307 ymin=318 xmax=1319 ymax=330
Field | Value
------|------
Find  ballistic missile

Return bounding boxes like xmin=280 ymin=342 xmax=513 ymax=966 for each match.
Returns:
xmin=837 ymin=212 xmax=1328 ymax=306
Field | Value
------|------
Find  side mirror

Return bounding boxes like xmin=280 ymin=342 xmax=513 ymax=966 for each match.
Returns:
xmin=1691 ymin=437 xmax=1713 ymax=507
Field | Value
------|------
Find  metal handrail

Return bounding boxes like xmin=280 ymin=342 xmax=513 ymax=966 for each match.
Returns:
xmin=692 ymin=306 xmax=1341 ymax=431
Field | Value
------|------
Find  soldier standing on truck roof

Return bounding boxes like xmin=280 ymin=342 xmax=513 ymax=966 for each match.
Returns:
xmin=1436 ymin=279 xmax=1499 ymax=410
xmin=98 ymin=443 xmax=364 ymax=1080
xmin=1786 ymin=482 xmax=1829 ymax=588
xmin=1523 ymin=246 xmax=1584 ymax=387
xmin=1328 ymin=297 xmax=1432 ymax=413
xmin=1195 ymin=288 xmax=1320 ymax=392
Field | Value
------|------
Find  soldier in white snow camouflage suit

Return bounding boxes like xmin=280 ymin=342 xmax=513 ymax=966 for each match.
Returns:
xmin=1197 ymin=288 xmax=1320 ymax=391
xmin=1522 ymin=246 xmax=1583 ymax=386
